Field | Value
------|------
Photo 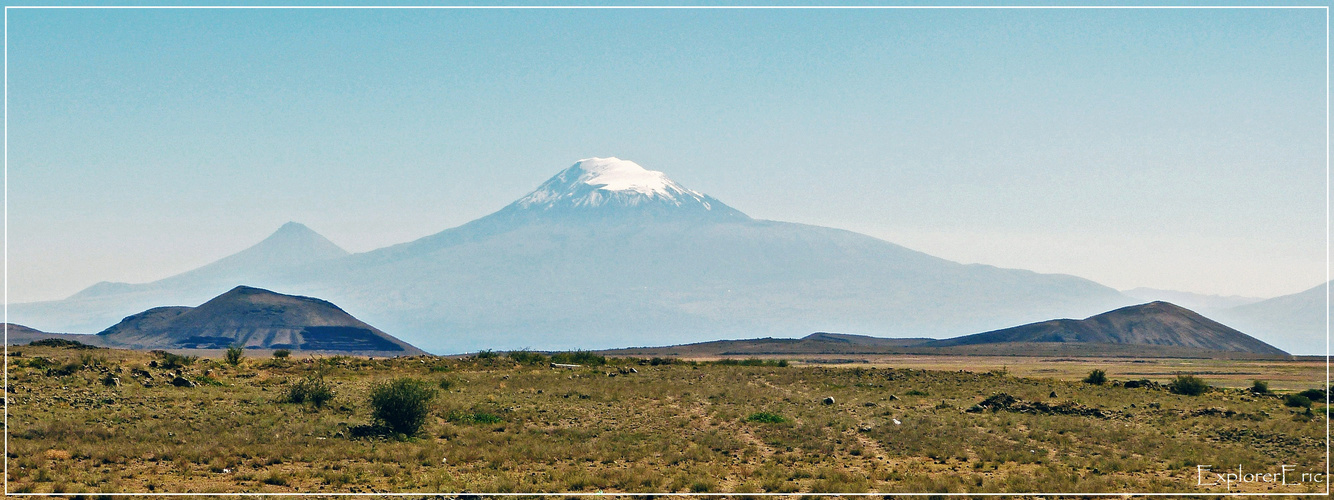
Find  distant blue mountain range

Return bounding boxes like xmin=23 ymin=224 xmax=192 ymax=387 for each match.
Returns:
xmin=13 ymin=157 xmax=1321 ymax=354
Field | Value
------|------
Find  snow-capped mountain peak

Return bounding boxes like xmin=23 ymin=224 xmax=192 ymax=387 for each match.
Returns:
xmin=568 ymin=157 xmax=682 ymax=195
xmin=511 ymin=158 xmax=738 ymax=216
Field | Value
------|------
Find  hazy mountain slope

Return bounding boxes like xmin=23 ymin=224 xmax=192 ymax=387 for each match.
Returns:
xmin=928 ymin=301 xmax=1288 ymax=355
xmin=98 ymin=286 xmax=424 ymax=355
xmin=1213 ymin=281 xmax=1328 ymax=355
xmin=11 ymin=222 xmax=347 ymax=333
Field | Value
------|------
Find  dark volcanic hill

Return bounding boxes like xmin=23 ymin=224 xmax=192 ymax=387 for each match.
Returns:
xmin=927 ymin=301 xmax=1288 ymax=355
xmin=98 ymin=286 xmax=424 ymax=356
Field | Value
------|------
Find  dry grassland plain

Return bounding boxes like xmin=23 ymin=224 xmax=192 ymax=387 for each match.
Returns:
xmin=5 ymin=345 xmax=1328 ymax=495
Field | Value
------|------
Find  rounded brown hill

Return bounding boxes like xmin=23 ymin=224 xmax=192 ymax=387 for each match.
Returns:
xmin=97 ymin=286 xmax=424 ymax=356
xmin=927 ymin=301 xmax=1288 ymax=356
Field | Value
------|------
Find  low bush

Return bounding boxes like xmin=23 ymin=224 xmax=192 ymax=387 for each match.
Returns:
xmin=23 ymin=357 xmax=53 ymax=370
xmin=153 ymin=351 xmax=197 ymax=370
xmin=447 ymin=410 xmax=503 ymax=425
xmin=78 ymin=352 xmax=105 ymax=367
xmin=27 ymin=338 xmax=99 ymax=349
xmin=1285 ymin=394 xmax=1313 ymax=408
xmin=224 ymin=345 xmax=244 ymax=366
xmin=369 ymin=378 xmax=437 ymax=436
xmin=550 ymin=351 xmax=606 ymax=366
xmin=1298 ymin=388 xmax=1328 ymax=401
xmin=649 ymin=357 xmax=679 ymax=366
xmin=1249 ymin=380 xmax=1269 ymax=394
xmin=282 ymin=375 xmax=335 ymax=408
xmin=45 ymin=362 xmax=81 ymax=377
xmin=1083 ymin=369 xmax=1107 ymax=385
xmin=745 ymin=412 xmax=787 ymax=423
xmin=1168 ymin=375 xmax=1210 ymax=396
xmin=272 ymin=349 xmax=291 ymax=359
xmin=905 ymin=389 xmax=929 ymax=396
xmin=507 ymin=350 xmax=547 ymax=365
xmin=475 ymin=350 xmax=499 ymax=360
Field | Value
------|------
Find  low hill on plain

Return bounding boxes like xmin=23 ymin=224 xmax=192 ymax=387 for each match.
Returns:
xmin=98 ymin=286 xmax=424 ymax=356
xmin=927 ymin=301 xmax=1287 ymax=356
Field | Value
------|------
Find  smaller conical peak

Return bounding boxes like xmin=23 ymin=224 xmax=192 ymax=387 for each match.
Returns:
xmin=271 ymin=221 xmax=317 ymax=237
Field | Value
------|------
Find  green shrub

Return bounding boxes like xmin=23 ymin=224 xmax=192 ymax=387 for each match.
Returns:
xmin=905 ymin=389 xmax=929 ymax=396
xmin=447 ymin=410 xmax=503 ymax=425
xmin=22 ymin=357 xmax=52 ymax=370
xmin=475 ymin=350 xmax=498 ymax=359
xmin=153 ymin=351 xmax=197 ymax=370
xmin=438 ymin=378 xmax=454 ymax=390
xmin=78 ymin=353 xmax=106 ymax=367
xmin=27 ymin=338 xmax=99 ymax=349
xmin=1168 ymin=374 xmax=1209 ymax=396
xmin=272 ymin=349 xmax=291 ymax=359
xmin=550 ymin=351 xmax=606 ymax=366
xmin=261 ymin=472 xmax=289 ymax=486
xmin=507 ymin=350 xmax=547 ymax=365
xmin=1298 ymin=388 xmax=1327 ymax=401
xmin=283 ymin=375 xmax=335 ymax=408
xmin=369 ymin=378 xmax=437 ymax=436
xmin=45 ymin=362 xmax=81 ymax=377
xmin=1285 ymin=394 xmax=1313 ymax=408
xmin=1083 ymin=369 xmax=1107 ymax=385
xmin=745 ymin=412 xmax=787 ymax=423
xmin=224 ymin=345 xmax=244 ymax=366
xmin=649 ymin=357 xmax=679 ymax=366
xmin=1249 ymin=380 xmax=1269 ymax=394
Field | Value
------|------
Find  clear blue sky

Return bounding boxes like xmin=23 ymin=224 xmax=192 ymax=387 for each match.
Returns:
xmin=6 ymin=6 xmax=1327 ymax=302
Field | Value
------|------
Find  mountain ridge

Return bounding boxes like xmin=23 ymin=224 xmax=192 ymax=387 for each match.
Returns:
xmin=8 ymin=158 xmax=1173 ymax=353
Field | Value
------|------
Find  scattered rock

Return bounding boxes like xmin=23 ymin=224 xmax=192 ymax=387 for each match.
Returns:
xmin=822 ymin=397 xmax=835 ymax=405
xmin=887 ymin=395 xmax=899 ymax=401
xmin=967 ymin=393 xmax=1114 ymax=418
xmin=1049 ymin=391 xmax=1057 ymax=398
xmin=1123 ymin=379 xmax=1160 ymax=390
xmin=170 ymin=376 xmax=196 ymax=388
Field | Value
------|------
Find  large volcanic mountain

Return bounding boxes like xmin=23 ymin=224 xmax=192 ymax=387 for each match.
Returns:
xmin=14 ymin=157 xmax=1143 ymax=353
xmin=97 ymin=286 xmax=424 ymax=355
xmin=927 ymin=301 xmax=1288 ymax=355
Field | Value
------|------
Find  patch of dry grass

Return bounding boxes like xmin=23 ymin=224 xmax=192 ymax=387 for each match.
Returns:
xmin=4 ymin=346 xmax=1327 ymax=494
